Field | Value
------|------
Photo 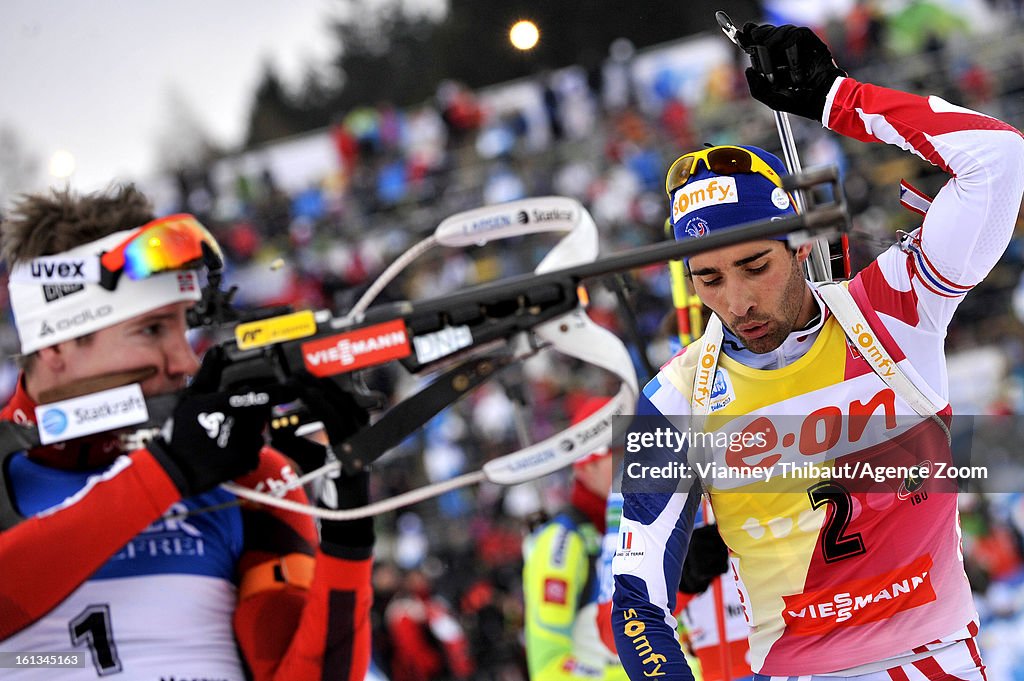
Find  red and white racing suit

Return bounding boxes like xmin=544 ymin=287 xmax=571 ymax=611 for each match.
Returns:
xmin=611 ymin=77 xmax=1024 ymax=679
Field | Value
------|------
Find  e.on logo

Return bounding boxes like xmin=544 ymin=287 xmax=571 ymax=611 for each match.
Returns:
xmin=301 ymin=319 xmax=410 ymax=377
xmin=724 ymin=388 xmax=901 ymax=472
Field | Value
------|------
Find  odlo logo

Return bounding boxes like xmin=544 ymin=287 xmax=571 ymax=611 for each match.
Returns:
xmin=198 ymin=411 xmax=231 ymax=447
xmin=229 ymin=392 xmax=270 ymax=408
xmin=39 ymin=305 xmax=114 ymax=337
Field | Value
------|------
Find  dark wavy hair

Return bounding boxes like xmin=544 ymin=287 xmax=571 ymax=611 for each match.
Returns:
xmin=1 ymin=184 xmax=154 ymax=266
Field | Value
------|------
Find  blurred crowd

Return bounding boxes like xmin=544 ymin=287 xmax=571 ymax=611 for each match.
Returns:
xmin=5 ymin=2 xmax=1024 ymax=678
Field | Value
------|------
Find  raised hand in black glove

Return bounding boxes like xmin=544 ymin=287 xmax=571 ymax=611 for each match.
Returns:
xmin=148 ymin=346 xmax=272 ymax=497
xmin=739 ymin=22 xmax=847 ymax=122
xmin=679 ymin=524 xmax=730 ymax=595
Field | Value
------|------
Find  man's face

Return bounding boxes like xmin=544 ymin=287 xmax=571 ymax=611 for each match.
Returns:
xmin=49 ymin=301 xmax=200 ymax=396
xmin=688 ymin=240 xmax=812 ymax=354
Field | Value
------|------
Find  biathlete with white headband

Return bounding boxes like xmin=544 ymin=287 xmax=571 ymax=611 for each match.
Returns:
xmin=0 ymin=186 xmax=374 ymax=680
xmin=611 ymin=22 xmax=1024 ymax=681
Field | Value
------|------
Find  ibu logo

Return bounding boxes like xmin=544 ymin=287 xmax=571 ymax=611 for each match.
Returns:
xmin=709 ymin=368 xmax=735 ymax=413
xmin=41 ymin=408 xmax=68 ymax=436
xmin=710 ymin=369 xmax=728 ymax=399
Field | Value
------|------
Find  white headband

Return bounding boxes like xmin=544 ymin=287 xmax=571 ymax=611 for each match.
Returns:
xmin=8 ymin=229 xmax=202 ymax=354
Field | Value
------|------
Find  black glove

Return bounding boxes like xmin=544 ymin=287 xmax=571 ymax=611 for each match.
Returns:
xmin=148 ymin=347 xmax=272 ymax=497
xmin=271 ymin=376 xmax=374 ymax=559
xmin=319 ymin=468 xmax=374 ymax=558
xmin=285 ymin=372 xmax=370 ymax=448
xmin=739 ymin=22 xmax=847 ymax=121
xmin=679 ymin=524 xmax=730 ymax=594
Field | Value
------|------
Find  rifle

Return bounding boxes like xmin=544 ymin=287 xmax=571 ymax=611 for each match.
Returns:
xmin=0 ymin=166 xmax=848 ymax=518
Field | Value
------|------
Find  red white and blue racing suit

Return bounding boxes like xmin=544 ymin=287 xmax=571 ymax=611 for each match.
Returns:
xmin=0 ymin=378 xmax=373 ymax=680
xmin=611 ymin=78 xmax=1024 ymax=678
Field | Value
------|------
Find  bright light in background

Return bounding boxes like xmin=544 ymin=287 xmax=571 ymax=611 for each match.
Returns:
xmin=1 ymin=0 xmax=344 ymax=192
xmin=48 ymin=149 xmax=76 ymax=179
xmin=509 ymin=19 xmax=539 ymax=51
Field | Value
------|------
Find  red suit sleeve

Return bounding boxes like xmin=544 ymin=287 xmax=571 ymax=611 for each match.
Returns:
xmin=385 ymin=600 xmax=445 ymax=681
xmin=825 ymin=77 xmax=1024 ymax=332
xmin=0 ymin=450 xmax=181 ymax=640
xmin=232 ymin=448 xmax=373 ymax=681
xmin=598 ymin=600 xmax=616 ymax=656
xmin=434 ymin=604 xmax=475 ymax=679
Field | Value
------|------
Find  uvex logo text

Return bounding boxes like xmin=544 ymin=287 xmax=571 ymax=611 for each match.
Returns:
xmin=302 ymin=320 xmax=410 ymax=377
xmin=10 ymin=257 xmax=101 ymax=284
xmin=672 ymin=177 xmax=737 ymax=223
xmin=31 ymin=260 xmax=85 ymax=278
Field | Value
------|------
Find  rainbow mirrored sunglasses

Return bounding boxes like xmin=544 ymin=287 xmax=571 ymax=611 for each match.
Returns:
xmin=99 ymin=214 xmax=223 ymax=290
xmin=665 ymin=145 xmax=784 ymax=196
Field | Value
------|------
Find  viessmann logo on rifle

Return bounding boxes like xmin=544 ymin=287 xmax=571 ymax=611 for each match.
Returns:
xmin=301 ymin=319 xmax=411 ymax=376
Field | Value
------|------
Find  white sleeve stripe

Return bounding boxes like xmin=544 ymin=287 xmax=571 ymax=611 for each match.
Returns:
xmin=822 ymin=76 xmax=846 ymax=129
xmin=853 ymin=107 xmax=930 ymax=163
